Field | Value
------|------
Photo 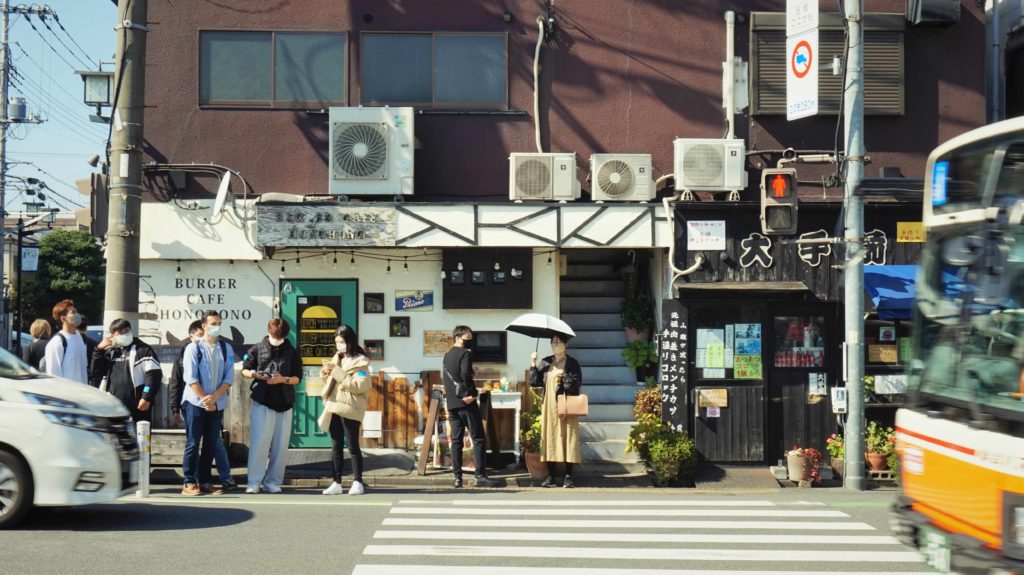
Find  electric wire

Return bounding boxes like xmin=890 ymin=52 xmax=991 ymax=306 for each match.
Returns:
xmin=8 ymin=69 xmax=107 ymax=137
xmin=35 ymin=13 xmax=92 ymax=69
xmin=49 ymin=11 xmax=97 ymax=66
xmin=23 ymin=15 xmax=80 ymax=71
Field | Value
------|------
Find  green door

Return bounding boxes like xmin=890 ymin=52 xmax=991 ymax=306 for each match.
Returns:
xmin=280 ymin=279 xmax=358 ymax=448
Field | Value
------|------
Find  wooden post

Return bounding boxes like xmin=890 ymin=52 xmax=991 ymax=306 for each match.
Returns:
xmin=417 ymin=389 xmax=443 ymax=476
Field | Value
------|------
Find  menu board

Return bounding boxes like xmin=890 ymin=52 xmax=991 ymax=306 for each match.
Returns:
xmin=658 ymin=300 xmax=688 ymax=432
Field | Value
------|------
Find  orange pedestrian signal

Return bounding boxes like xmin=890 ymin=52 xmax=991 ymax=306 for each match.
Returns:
xmin=760 ymin=168 xmax=798 ymax=235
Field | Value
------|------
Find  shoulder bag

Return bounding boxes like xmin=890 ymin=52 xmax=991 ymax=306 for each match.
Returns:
xmin=557 ymin=391 xmax=589 ymax=417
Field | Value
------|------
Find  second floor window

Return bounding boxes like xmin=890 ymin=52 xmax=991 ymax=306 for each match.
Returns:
xmin=200 ymin=31 xmax=347 ymax=107
xmin=360 ymin=32 xmax=507 ymax=108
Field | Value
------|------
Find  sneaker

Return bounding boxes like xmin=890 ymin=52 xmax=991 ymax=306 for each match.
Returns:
xmin=200 ymin=484 xmax=223 ymax=495
xmin=244 ymin=485 xmax=260 ymax=494
xmin=348 ymin=481 xmax=365 ymax=496
xmin=540 ymin=475 xmax=558 ymax=488
xmin=473 ymin=476 xmax=502 ymax=488
xmin=220 ymin=479 xmax=238 ymax=491
xmin=452 ymin=477 xmax=463 ymax=489
xmin=322 ymin=481 xmax=344 ymax=495
xmin=181 ymin=483 xmax=202 ymax=496
xmin=563 ymin=475 xmax=575 ymax=489
xmin=264 ymin=485 xmax=282 ymax=494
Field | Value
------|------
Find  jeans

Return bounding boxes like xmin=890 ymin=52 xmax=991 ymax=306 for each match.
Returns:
xmin=182 ymin=403 xmax=224 ymax=485
xmin=448 ymin=402 xmax=487 ymax=478
xmin=329 ymin=415 xmax=363 ymax=483
xmin=214 ymin=428 xmax=231 ymax=482
xmin=248 ymin=403 xmax=293 ymax=489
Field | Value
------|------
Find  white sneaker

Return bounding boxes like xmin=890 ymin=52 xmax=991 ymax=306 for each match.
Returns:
xmin=264 ymin=484 xmax=282 ymax=494
xmin=244 ymin=485 xmax=260 ymax=494
xmin=322 ymin=481 xmax=344 ymax=495
xmin=348 ymin=481 xmax=365 ymax=496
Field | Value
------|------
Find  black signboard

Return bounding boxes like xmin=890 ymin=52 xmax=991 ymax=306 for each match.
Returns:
xmin=658 ymin=299 xmax=689 ymax=432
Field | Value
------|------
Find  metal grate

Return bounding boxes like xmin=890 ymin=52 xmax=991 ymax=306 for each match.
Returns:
xmin=514 ymin=156 xmax=553 ymax=198
xmin=331 ymin=122 xmax=389 ymax=179
xmin=681 ymin=143 xmax=724 ymax=187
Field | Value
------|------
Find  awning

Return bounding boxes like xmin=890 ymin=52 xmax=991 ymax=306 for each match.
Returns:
xmin=863 ymin=265 xmax=918 ymax=320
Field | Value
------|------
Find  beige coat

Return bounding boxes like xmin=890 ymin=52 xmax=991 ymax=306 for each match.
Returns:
xmin=317 ymin=354 xmax=371 ymax=431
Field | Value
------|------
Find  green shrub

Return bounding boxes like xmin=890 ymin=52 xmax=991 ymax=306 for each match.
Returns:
xmin=621 ymin=340 xmax=658 ymax=370
xmin=632 ymin=387 xmax=661 ymax=420
xmin=620 ymin=297 xmax=653 ymax=332
xmin=648 ymin=429 xmax=697 ymax=485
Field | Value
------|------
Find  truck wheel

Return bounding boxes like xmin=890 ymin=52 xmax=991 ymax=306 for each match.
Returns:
xmin=0 ymin=450 xmax=32 ymax=529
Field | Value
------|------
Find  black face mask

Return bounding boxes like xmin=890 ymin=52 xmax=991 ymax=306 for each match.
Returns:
xmin=462 ymin=338 xmax=476 ymax=351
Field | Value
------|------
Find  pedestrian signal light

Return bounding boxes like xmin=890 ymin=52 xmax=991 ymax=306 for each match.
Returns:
xmin=760 ymin=168 xmax=798 ymax=235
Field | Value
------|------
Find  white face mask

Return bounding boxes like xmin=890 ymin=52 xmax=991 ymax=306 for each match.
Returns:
xmin=268 ymin=336 xmax=284 ymax=347
xmin=206 ymin=325 xmax=221 ymax=337
xmin=68 ymin=313 xmax=82 ymax=327
xmin=336 ymin=342 xmax=347 ymax=353
xmin=113 ymin=332 xmax=133 ymax=347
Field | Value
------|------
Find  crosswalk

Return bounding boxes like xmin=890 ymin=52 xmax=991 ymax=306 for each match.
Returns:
xmin=352 ymin=498 xmax=931 ymax=575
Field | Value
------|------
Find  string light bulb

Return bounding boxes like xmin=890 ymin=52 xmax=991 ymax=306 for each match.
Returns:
xmin=403 ymin=256 xmax=409 ymax=274
xmin=295 ymin=257 xmax=301 ymax=270
xmin=175 ymin=260 xmax=182 ymax=279
xmin=440 ymin=269 xmax=447 ymax=279
xmin=332 ymin=253 xmax=338 ymax=270
xmin=457 ymin=262 xmax=464 ymax=271
xmin=228 ymin=259 xmax=235 ymax=273
xmin=386 ymin=259 xmax=392 ymax=276
xmin=279 ymin=260 xmax=285 ymax=278
xmin=494 ymin=261 xmax=500 ymax=271
xmin=350 ymin=252 xmax=356 ymax=270
xmin=547 ymin=253 xmax=553 ymax=267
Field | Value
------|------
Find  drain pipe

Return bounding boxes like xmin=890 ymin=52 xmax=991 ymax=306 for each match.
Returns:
xmin=724 ymin=10 xmax=736 ymax=140
xmin=533 ymin=16 xmax=546 ymax=152
xmin=663 ymin=193 xmax=705 ymax=297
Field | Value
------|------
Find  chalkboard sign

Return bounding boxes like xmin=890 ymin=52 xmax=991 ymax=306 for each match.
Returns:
xmin=658 ymin=299 xmax=688 ymax=432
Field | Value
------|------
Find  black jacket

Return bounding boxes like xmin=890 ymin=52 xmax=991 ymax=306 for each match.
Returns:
xmin=528 ymin=355 xmax=583 ymax=396
xmin=22 ymin=338 xmax=48 ymax=370
xmin=442 ymin=346 xmax=477 ymax=410
xmin=89 ymin=338 xmax=163 ymax=415
xmin=168 ymin=340 xmax=190 ymax=414
xmin=242 ymin=337 xmax=302 ymax=412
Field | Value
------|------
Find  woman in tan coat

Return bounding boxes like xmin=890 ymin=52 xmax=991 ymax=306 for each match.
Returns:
xmin=529 ymin=333 xmax=583 ymax=488
xmin=318 ymin=324 xmax=371 ymax=495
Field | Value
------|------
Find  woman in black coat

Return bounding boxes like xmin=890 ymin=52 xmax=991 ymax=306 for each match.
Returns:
xmin=528 ymin=333 xmax=583 ymax=488
xmin=22 ymin=319 xmax=51 ymax=370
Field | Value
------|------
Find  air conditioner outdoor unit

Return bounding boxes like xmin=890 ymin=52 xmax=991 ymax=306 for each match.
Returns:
xmin=673 ymin=138 xmax=747 ymax=192
xmin=589 ymin=153 xmax=655 ymax=202
xmin=509 ymin=152 xmax=581 ymax=202
xmin=328 ymin=106 xmax=413 ymax=196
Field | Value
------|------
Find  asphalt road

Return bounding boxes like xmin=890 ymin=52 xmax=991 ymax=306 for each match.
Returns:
xmin=0 ymin=486 xmax=931 ymax=575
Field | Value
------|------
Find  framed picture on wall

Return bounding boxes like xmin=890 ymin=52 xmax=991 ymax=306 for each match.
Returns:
xmin=471 ymin=271 xmax=485 ymax=285
xmin=449 ymin=270 xmax=465 ymax=285
xmin=364 ymin=292 xmax=385 ymax=314
xmin=390 ymin=316 xmax=410 ymax=337
xmin=364 ymin=339 xmax=384 ymax=361
xmin=492 ymin=270 xmax=506 ymax=284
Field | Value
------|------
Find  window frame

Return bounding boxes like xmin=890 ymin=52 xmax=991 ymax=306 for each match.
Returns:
xmin=198 ymin=29 xmax=348 ymax=109
xmin=358 ymin=31 xmax=509 ymax=109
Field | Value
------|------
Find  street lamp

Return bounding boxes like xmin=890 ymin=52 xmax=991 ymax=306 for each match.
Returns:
xmin=13 ymin=207 xmax=57 ymax=354
xmin=74 ymin=70 xmax=114 ymax=124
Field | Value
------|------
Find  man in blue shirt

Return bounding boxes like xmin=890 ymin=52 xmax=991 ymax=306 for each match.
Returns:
xmin=181 ymin=311 xmax=235 ymax=496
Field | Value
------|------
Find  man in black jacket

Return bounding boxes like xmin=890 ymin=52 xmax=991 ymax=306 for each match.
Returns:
xmin=90 ymin=318 xmax=162 ymax=422
xmin=442 ymin=325 xmax=501 ymax=488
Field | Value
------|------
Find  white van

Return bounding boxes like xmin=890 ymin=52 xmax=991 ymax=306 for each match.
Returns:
xmin=0 ymin=348 xmax=138 ymax=528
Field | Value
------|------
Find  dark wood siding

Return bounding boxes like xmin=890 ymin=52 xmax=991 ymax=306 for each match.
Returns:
xmin=693 ymin=385 xmax=764 ymax=462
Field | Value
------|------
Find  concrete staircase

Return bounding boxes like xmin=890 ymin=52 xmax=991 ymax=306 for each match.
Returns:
xmin=560 ymin=251 xmax=641 ymax=465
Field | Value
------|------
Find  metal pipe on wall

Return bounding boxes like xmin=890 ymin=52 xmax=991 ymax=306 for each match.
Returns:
xmin=725 ymin=10 xmax=736 ymax=140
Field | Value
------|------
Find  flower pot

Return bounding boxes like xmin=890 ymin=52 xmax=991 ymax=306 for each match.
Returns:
xmin=787 ymin=453 xmax=808 ymax=481
xmin=831 ymin=457 xmax=844 ymax=481
xmin=524 ymin=451 xmax=548 ymax=480
xmin=865 ymin=451 xmax=888 ymax=470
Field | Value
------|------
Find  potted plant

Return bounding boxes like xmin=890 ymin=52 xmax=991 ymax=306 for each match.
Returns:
xmin=825 ymin=433 xmax=845 ymax=480
xmin=622 ymin=340 xmax=659 ymax=382
xmin=626 ymin=388 xmax=697 ymax=487
xmin=520 ymin=388 xmax=547 ymax=479
xmin=864 ymin=420 xmax=895 ymax=470
xmin=620 ymin=297 xmax=654 ymax=343
xmin=785 ymin=446 xmax=823 ymax=485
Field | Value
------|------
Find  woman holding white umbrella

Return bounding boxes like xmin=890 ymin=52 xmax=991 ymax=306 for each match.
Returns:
xmin=528 ymin=332 xmax=583 ymax=488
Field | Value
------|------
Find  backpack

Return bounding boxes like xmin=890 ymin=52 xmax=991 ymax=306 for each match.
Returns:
xmin=38 ymin=332 xmax=67 ymax=373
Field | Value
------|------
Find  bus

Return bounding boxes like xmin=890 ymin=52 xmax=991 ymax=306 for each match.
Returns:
xmin=891 ymin=117 xmax=1024 ymax=574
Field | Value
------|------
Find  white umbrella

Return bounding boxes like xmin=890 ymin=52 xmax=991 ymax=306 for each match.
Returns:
xmin=505 ymin=313 xmax=576 ymax=349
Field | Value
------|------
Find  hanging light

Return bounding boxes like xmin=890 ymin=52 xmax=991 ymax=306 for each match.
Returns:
xmin=332 ymin=253 xmax=338 ymax=270
xmin=457 ymin=261 xmax=464 ymax=271
xmin=228 ymin=259 xmax=235 ymax=273
xmin=295 ymin=257 xmax=301 ymax=270
xmin=349 ymin=252 xmax=356 ymax=270
xmin=403 ymin=256 xmax=409 ymax=274
xmin=386 ymin=259 xmax=392 ymax=276
xmin=494 ymin=261 xmax=501 ymax=271
xmin=440 ymin=269 xmax=447 ymax=279
xmin=279 ymin=260 xmax=285 ymax=278
xmin=547 ymin=253 xmax=553 ymax=267
xmin=175 ymin=260 xmax=182 ymax=279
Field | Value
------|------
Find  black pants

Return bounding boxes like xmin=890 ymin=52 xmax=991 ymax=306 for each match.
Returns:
xmin=449 ymin=402 xmax=487 ymax=478
xmin=329 ymin=415 xmax=363 ymax=483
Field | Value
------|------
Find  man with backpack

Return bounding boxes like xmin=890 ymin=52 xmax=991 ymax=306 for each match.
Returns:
xmin=42 ymin=299 xmax=88 ymax=384
xmin=180 ymin=311 xmax=235 ymax=496
xmin=169 ymin=320 xmax=236 ymax=491
xmin=90 ymin=318 xmax=162 ymax=422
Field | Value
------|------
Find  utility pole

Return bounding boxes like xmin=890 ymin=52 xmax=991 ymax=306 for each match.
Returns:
xmin=0 ymin=0 xmax=9 ymax=350
xmin=843 ymin=0 xmax=866 ymax=491
xmin=103 ymin=0 xmax=147 ymax=327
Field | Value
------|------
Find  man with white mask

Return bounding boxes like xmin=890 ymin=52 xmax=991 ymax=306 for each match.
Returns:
xmin=91 ymin=318 xmax=163 ymax=422
xmin=42 ymin=299 xmax=89 ymax=384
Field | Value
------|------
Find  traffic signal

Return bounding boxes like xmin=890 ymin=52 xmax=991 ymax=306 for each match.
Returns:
xmin=760 ymin=168 xmax=798 ymax=235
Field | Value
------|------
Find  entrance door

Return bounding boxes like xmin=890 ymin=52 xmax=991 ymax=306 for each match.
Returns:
xmin=688 ymin=303 xmax=765 ymax=462
xmin=765 ymin=303 xmax=838 ymax=463
xmin=280 ymin=279 xmax=358 ymax=448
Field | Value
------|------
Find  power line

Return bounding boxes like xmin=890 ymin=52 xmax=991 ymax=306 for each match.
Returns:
xmin=8 ymin=68 xmax=106 ymax=137
xmin=24 ymin=15 xmax=81 ymax=71
xmin=49 ymin=11 xmax=97 ymax=66
xmin=12 ymin=42 xmax=89 ymax=105
xmin=35 ymin=13 xmax=92 ymax=69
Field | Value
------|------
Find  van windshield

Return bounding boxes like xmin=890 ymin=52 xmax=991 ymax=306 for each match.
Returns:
xmin=0 ymin=347 xmax=39 ymax=379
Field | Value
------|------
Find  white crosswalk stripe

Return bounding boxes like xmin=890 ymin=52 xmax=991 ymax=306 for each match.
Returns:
xmin=353 ymin=497 xmax=930 ymax=574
